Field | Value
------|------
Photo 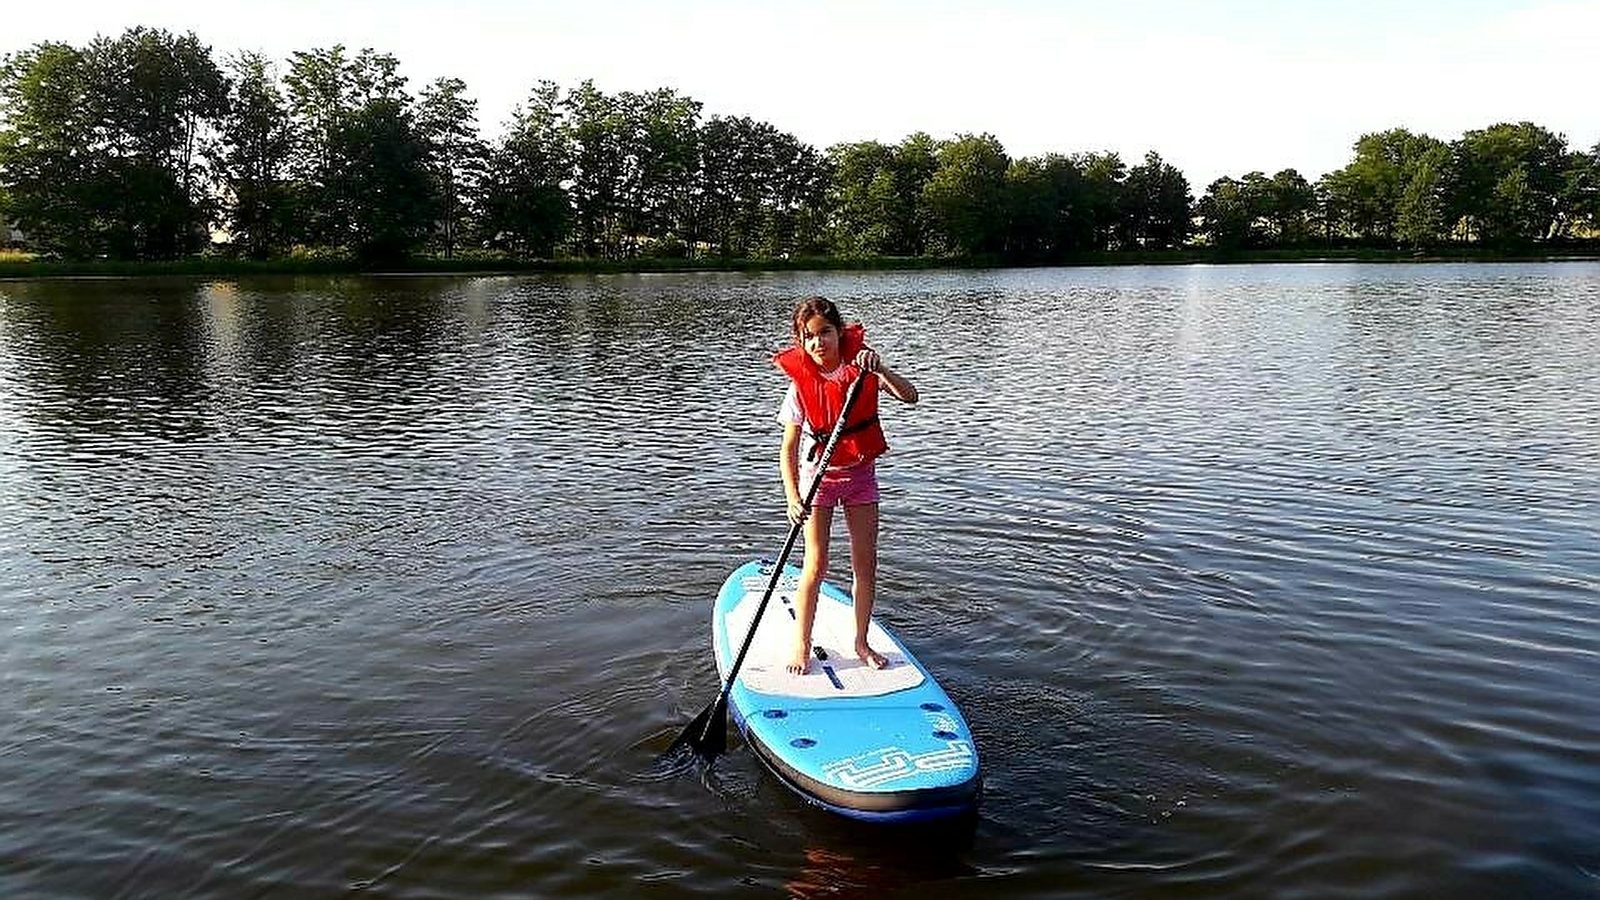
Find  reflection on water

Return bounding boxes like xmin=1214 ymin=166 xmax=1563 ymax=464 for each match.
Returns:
xmin=1 ymin=263 xmax=1598 ymax=899
xmin=784 ymin=821 xmax=981 ymax=900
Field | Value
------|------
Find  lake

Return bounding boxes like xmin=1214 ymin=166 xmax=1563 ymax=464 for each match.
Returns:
xmin=1 ymin=263 xmax=1596 ymax=899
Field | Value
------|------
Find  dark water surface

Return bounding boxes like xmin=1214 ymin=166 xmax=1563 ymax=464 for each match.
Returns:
xmin=1 ymin=264 xmax=1597 ymax=899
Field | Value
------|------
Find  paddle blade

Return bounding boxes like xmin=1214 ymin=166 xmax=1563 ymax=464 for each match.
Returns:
xmin=669 ymin=695 xmax=728 ymax=760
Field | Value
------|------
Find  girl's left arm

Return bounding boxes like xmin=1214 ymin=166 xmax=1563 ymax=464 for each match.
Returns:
xmin=855 ymin=346 xmax=918 ymax=404
xmin=878 ymin=365 xmax=918 ymax=404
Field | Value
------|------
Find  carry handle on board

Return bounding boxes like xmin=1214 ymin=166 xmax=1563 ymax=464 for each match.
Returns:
xmin=670 ymin=364 xmax=874 ymax=760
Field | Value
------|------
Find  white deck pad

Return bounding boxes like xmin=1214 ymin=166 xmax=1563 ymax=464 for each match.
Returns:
xmin=724 ymin=588 xmax=926 ymax=699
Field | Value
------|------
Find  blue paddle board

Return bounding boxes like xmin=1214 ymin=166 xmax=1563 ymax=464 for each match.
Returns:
xmin=712 ymin=559 xmax=982 ymax=822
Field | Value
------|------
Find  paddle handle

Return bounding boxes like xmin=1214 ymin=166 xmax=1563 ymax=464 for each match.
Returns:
xmin=713 ymin=367 xmax=875 ymax=710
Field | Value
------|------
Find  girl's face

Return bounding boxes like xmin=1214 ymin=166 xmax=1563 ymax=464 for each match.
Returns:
xmin=797 ymin=315 xmax=842 ymax=368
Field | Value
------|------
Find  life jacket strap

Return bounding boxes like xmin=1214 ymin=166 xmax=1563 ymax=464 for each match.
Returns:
xmin=805 ymin=415 xmax=880 ymax=462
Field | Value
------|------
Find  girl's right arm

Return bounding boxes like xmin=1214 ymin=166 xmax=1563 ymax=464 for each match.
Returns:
xmin=779 ymin=423 xmax=807 ymax=523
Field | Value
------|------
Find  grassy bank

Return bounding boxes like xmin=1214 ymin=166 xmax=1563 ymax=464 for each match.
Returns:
xmin=3 ymin=246 xmax=1598 ymax=279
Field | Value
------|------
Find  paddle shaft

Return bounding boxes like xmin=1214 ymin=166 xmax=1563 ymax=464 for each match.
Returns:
xmin=692 ymin=366 xmax=874 ymax=750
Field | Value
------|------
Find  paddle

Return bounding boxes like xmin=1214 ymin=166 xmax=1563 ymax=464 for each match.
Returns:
xmin=670 ymin=364 xmax=874 ymax=761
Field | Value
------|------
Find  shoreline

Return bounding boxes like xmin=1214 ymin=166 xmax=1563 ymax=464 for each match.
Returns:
xmin=3 ymin=246 xmax=1599 ymax=279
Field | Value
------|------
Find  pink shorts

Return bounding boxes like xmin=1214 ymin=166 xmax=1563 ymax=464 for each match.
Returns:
xmin=804 ymin=461 xmax=881 ymax=510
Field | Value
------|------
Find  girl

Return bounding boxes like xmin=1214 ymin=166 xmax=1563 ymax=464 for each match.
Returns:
xmin=774 ymin=296 xmax=918 ymax=676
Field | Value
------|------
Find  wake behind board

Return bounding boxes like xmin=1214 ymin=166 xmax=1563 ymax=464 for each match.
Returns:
xmin=712 ymin=560 xmax=982 ymax=823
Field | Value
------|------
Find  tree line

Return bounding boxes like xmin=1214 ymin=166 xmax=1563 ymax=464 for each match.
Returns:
xmin=2 ymin=28 xmax=1598 ymax=264
xmin=1201 ymin=126 xmax=1600 ymax=249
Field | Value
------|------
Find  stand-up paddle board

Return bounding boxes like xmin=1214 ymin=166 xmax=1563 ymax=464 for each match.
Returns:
xmin=712 ymin=559 xmax=982 ymax=822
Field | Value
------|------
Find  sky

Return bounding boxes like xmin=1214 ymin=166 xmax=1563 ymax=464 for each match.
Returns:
xmin=7 ymin=0 xmax=1600 ymax=190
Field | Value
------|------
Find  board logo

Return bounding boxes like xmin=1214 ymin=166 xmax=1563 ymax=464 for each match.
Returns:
xmin=821 ymin=738 xmax=975 ymax=789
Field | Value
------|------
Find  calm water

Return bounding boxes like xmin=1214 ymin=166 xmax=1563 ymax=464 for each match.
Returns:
xmin=1 ymin=264 xmax=1597 ymax=899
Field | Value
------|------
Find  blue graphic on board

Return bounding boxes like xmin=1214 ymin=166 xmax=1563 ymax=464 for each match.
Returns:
xmin=712 ymin=560 xmax=983 ymax=822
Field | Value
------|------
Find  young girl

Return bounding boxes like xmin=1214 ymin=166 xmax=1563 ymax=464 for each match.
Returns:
xmin=774 ymin=296 xmax=918 ymax=676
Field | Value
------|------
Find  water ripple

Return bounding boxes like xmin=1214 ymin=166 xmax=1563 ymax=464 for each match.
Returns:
xmin=2 ymin=264 xmax=1598 ymax=899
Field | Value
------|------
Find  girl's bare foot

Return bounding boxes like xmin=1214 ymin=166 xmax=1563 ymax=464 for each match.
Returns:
xmin=786 ymin=642 xmax=812 ymax=675
xmin=855 ymin=640 xmax=889 ymax=670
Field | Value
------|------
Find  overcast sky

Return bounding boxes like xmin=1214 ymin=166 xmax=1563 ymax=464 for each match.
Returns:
xmin=8 ymin=0 xmax=1599 ymax=189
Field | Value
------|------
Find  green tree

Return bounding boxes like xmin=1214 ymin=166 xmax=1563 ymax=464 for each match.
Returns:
xmin=688 ymin=114 xmax=742 ymax=255
xmin=617 ymin=87 xmax=701 ymax=255
xmin=693 ymin=114 xmax=771 ymax=256
xmin=1002 ymin=156 xmax=1055 ymax=260
xmin=417 ymin=76 xmax=487 ymax=257
xmin=283 ymin=45 xmax=355 ymax=246
xmin=479 ymin=81 xmax=571 ymax=257
xmin=107 ymin=28 xmax=228 ymax=257
xmin=824 ymin=140 xmax=895 ymax=256
xmin=691 ymin=115 xmax=821 ymax=258
xmin=1489 ymin=166 xmax=1540 ymax=241
xmin=282 ymin=46 xmax=435 ymax=258
xmin=768 ymin=135 xmax=830 ymax=257
xmin=1076 ymin=152 xmax=1126 ymax=249
xmin=0 ymin=42 xmax=99 ymax=257
xmin=1395 ymin=146 xmax=1450 ymax=246
xmin=1558 ymin=142 xmax=1600 ymax=237
xmin=0 ymin=28 xmax=225 ymax=259
xmin=1122 ymin=151 xmax=1192 ymax=248
xmin=213 ymin=51 xmax=295 ymax=258
xmin=923 ymin=133 xmax=1009 ymax=256
xmin=327 ymin=95 xmax=436 ymax=261
xmin=1003 ymin=154 xmax=1095 ymax=259
xmin=824 ymin=135 xmax=939 ymax=257
xmin=1448 ymin=122 xmax=1568 ymax=243
xmin=885 ymin=134 xmax=939 ymax=255
xmin=348 ymin=48 xmax=407 ymax=105
xmin=1319 ymin=128 xmax=1447 ymax=242
xmin=1263 ymin=168 xmax=1315 ymax=244
xmin=562 ymin=80 xmax=627 ymax=257
xmin=1196 ymin=176 xmax=1264 ymax=249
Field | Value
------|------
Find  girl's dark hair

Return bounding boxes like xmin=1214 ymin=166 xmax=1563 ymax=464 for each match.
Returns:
xmin=791 ymin=296 xmax=844 ymax=342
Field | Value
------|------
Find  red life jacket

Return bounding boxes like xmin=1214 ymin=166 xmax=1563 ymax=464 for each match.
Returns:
xmin=774 ymin=322 xmax=887 ymax=468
